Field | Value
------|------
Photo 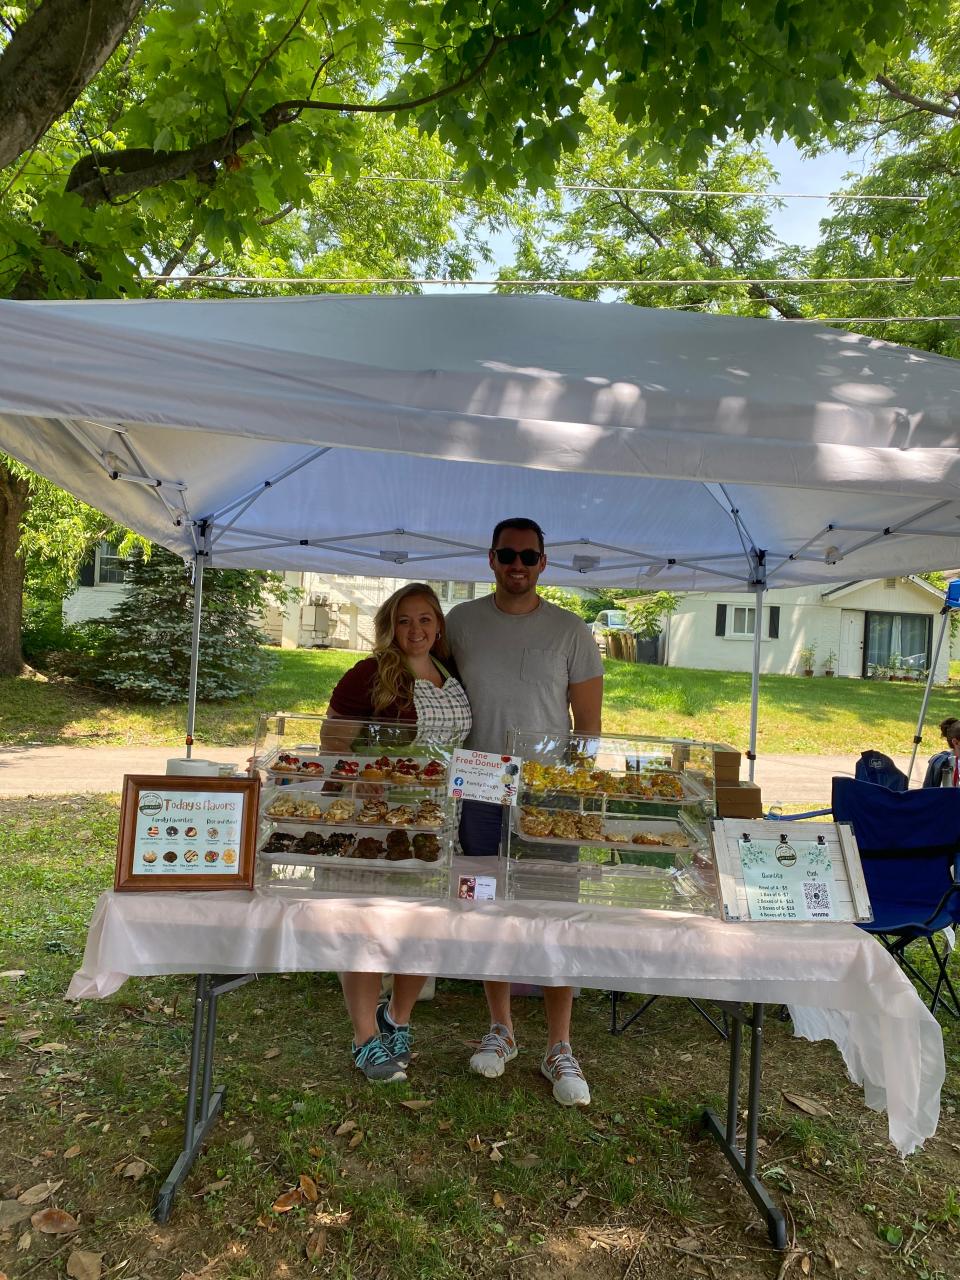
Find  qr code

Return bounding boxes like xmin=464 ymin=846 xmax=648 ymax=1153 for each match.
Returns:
xmin=802 ymin=880 xmax=832 ymax=917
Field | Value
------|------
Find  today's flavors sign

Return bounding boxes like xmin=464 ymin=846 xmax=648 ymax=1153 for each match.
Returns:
xmin=448 ymin=749 xmax=522 ymax=806
xmin=133 ymin=788 xmax=245 ymax=875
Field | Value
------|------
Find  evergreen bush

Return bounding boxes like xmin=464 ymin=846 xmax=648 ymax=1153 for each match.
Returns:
xmin=81 ymin=547 xmax=292 ymax=703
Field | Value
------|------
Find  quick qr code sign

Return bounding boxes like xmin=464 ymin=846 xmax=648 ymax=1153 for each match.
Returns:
xmin=710 ymin=819 xmax=872 ymax=924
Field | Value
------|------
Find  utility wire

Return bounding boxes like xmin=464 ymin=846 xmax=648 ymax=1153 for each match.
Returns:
xmin=145 ymin=274 xmax=960 ymax=287
xmin=315 ymin=174 xmax=928 ymax=203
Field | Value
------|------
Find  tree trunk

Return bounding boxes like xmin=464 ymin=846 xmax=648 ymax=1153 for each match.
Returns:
xmin=0 ymin=462 xmax=30 ymax=676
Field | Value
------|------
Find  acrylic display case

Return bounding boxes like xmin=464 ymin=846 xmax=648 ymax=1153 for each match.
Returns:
xmin=251 ymin=713 xmax=458 ymax=898
xmin=503 ymin=730 xmax=721 ymax=913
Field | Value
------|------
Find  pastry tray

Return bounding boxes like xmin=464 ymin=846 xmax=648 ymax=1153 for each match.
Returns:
xmin=518 ymin=767 xmax=709 ymax=807
xmin=257 ymin=746 xmax=448 ymax=784
xmin=260 ymin=787 xmax=447 ymax=830
xmin=258 ymin=822 xmax=449 ymax=869
xmin=510 ymin=812 xmax=705 ymax=853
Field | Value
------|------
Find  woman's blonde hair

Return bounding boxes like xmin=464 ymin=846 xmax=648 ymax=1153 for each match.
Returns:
xmin=372 ymin=583 xmax=449 ymax=712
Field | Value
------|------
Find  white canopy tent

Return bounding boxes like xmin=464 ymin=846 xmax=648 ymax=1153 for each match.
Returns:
xmin=2 ymin=293 xmax=960 ymax=768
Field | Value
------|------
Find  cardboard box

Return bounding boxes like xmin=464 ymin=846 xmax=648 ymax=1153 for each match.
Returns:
xmin=711 ymin=743 xmax=742 ymax=784
xmin=715 ymin=780 xmax=762 ymax=819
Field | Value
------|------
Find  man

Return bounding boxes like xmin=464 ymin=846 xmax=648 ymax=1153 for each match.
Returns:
xmin=446 ymin=516 xmax=604 ymax=1106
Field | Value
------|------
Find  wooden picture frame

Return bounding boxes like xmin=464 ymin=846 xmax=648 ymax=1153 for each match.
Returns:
xmin=115 ymin=774 xmax=260 ymax=892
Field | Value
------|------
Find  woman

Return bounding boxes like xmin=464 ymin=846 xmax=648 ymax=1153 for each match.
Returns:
xmin=923 ymin=717 xmax=960 ymax=788
xmin=324 ymin=583 xmax=471 ymax=1082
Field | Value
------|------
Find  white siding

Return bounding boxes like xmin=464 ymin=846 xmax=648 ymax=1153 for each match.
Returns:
xmin=62 ymin=584 xmax=128 ymax=625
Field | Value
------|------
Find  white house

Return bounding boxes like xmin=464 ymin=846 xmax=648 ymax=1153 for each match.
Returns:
xmin=663 ymin=576 xmax=949 ymax=681
xmin=65 ymin=545 xmax=490 ymax=651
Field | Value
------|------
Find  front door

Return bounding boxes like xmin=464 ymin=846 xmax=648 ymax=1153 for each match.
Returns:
xmin=839 ymin=610 xmax=865 ymax=677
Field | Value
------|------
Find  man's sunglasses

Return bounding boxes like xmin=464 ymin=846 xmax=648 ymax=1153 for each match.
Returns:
xmin=492 ymin=547 xmax=542 ymax=566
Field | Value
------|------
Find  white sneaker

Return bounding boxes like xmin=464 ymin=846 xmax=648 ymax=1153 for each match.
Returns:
xmin=469 ymin=1023 xmax=518 ymax=1078
xmin=541 ymin=1042 xmax=591 ymax=1107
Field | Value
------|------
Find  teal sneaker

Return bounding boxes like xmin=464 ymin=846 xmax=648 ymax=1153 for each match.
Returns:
xmin=376 ymin=1002 xmax=412 ymax=1068
xmin=352 ymin=1034 xmax=407 ymax=1082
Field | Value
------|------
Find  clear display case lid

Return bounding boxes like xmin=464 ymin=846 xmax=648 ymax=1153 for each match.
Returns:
xmin=252 ymin=712 xmax=463 ymax=780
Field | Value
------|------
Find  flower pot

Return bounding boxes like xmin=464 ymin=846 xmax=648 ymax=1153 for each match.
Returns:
xmin=803 ymin=668 xmax=814 ymax=677
xmin=824 ymin=670 xmax=835 ymax=677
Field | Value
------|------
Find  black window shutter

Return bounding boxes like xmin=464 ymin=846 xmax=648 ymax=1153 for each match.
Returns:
xmin=768 ymin=606 xmax=780 ymax=639
xmin=715 ymin=604 xmax=727 ymax=636
xmin=77 ymin=559 xmax=95 ymax=587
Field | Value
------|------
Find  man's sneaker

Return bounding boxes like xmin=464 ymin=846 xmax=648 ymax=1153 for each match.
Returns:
xmin=541 ymin=1042 xmax=590 ymax=1107
xmin=469 ymin=1023 xmax=518 ymax=1078
xmin=352 ymin=1034 xmax=406 ymax=1082
xmin=376 ymin=1002 xmax=412 ymax=1068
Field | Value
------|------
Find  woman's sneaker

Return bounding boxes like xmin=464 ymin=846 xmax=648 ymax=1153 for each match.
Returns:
xmin=352 ymin=1034 xmax=407 ymax=1082
xmin=376 ymin=1002 xmax=412 ymax=1068
xmin=468 ymin=1023 xmax=518 ymax=1078
xmin=541 ymin=1042 xmax=590 ymax=1106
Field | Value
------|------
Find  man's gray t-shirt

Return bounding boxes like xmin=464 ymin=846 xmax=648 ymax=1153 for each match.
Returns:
xmin=445 ymin=595 xmax=604 ymax=755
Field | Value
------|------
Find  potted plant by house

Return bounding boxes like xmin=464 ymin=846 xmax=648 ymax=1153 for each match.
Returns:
xmin=823 ymin=649 xmax=837 ymax=677
xmin=798 ymin=643 xmax=816 ymax=677
xmin=888 ymin=653 xmax=902 ymax=681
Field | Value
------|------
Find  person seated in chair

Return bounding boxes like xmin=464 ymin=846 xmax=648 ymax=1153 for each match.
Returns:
xmin=922 ymin=717 xmax=960 ymax=788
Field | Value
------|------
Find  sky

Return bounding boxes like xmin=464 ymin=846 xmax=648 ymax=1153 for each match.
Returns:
xmin=761 ymin=136 xmax=874 ymax=248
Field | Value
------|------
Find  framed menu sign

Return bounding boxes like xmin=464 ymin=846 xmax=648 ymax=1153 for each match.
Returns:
xmin=115 ymin=775 xmax=260 ymax=892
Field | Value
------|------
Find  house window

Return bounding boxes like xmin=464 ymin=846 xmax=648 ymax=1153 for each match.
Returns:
xmin=864 ymin=611 xmax=931 ymax=675
xmin=95 ymin=542 xmax=127 ymax=585
xmin=731 ymin=606 xmax=755 ymax=636
xmin=427 ymin=580 xmax=476 ymax=605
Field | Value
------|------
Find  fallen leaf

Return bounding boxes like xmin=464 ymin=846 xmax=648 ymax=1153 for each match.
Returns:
xmin=67 ymin=1249 xmax=103 ymax=1280
xmin=17 ymin=1232 xmax=31 ymax=1253
xmin=334 ymin=1120 xmax=356 ymax=1137
xmin=138 ymin=1125 xmax=151 ymax=1138
xmin=626 ymin=1155 xmax=637 ymax=1165
xmin=263 ymin=1047 xmax=281 ymax=1060
xmin=63 ymin=1146 xmax=81 ymax=1160
xmin=0 ymin=970 xmax=26 ymax=980
xmin=34 ymin=1043 xmax=70 ymax=1054
xmin=399 ymin=1099 xmax=434 ymax=1112
xmin=13 ymin=1030 xmax=42 ymax=1043
xmin=510 ymin=1153 xmax=540 ymax=1168
xmin=122 ymin=1160 xmax=147 ymax=1181
xmin=0 ymin=1201 xmax=34 ymax=1229
xmin=307 ymin=1145 xmax=323 ymax=1158
xmin=18 ymin=1181 xmax=63 ymax=1206
xmin=30 ymin=1207 xmax=79 ymax=1235
xmin=299 ymin=1174 xmax=318 ymax=1202
xmin=227 ymin=1032 xmax=238 ymax=1044
xmin=800 ymin=1256 xmax=811 ymax=1276
xmin=488 ymin=1147 xmax=504 ymax=1164
xmin=315 ymin=1209 xmax=352 ymax=1227
xmin=674 ymin=1236 xmax=701 ymax=1255
xmin=565 ymin=1188 xmax=589 ymax=1210
xmin=305 ymin=1226 xmax=327 ymax=1260
xmin=492 ymin=1190 xmax=506 ymax=1209
xmin=347 ymin=1131 xmax=364 ymax=1150
xmin=437 ymin=1120 xmax=453 ymax=1132
xmin=782 ymin=1092 xmax=832 ymax=1118
xmin=467 ymin=1135 xmax=483 ymax=1153
xmin=193 ymin=1179 xmax=230 ymax=1198
xmin=272 ymin=1188 xmax=304 ymax=1213
xmin=238 ymin=1132 xmax=255 ymax=1150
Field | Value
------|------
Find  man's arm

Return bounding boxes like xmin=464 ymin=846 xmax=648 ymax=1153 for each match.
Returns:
xmin=569 ymin=676 xmax=603 ymax=734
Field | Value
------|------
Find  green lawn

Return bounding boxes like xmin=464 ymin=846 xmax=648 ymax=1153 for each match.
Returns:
xmin=3 ymin=648 xmax=960 ymax=755
xmin=1 ymin=796 xmax=958 ymax=1280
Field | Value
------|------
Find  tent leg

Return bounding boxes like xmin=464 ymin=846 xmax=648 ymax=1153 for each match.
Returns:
xmin=747 ymin=580 xmax=764 ymax=783
xmin=184 ymin=547 xmax=206 ymax=759
xmin=907 ymin=606 xmax=950 ymax=784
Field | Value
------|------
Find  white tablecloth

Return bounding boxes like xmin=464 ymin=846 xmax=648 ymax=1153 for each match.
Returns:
xmin=67 ymin=885 xmax=944 ymax=1156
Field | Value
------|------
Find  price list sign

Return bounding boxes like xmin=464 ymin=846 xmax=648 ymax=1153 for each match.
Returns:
xmin=115 ymin=775 xmax=260 ymax=891
xmin=711 ymin=818 xmax=872 ymax=924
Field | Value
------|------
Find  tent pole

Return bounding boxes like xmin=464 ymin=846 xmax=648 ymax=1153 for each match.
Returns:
xmin=907 ymin=604 xmax=950 ymax=784
xmin=746 ymin=551 xmax=767 ymax=785
xmin=184 ymin=524 xmax=210 ymax=759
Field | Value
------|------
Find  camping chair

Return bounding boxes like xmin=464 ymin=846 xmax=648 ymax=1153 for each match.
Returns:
xmin=854 ymin=750 xmax=909 ymax=793
xmin=832 ymin=777 xmax=960 ymax=1018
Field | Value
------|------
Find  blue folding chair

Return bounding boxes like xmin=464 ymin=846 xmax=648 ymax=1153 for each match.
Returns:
xmin=854 ymin=750 xmax=909 ymax=792
xmin=832 ymin=777 xmax=960 ymax=1018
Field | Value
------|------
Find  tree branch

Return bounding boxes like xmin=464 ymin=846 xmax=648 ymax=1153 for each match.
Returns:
xmin=0 ymin=0 xmax=144 ymax=172
xmin=223 ymin=0 xmax=312 ymax=144
xmin=874 ymin=74 xmax=958 ymax=120
xmin=64 ymin=1 xmax=576 ymax=207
